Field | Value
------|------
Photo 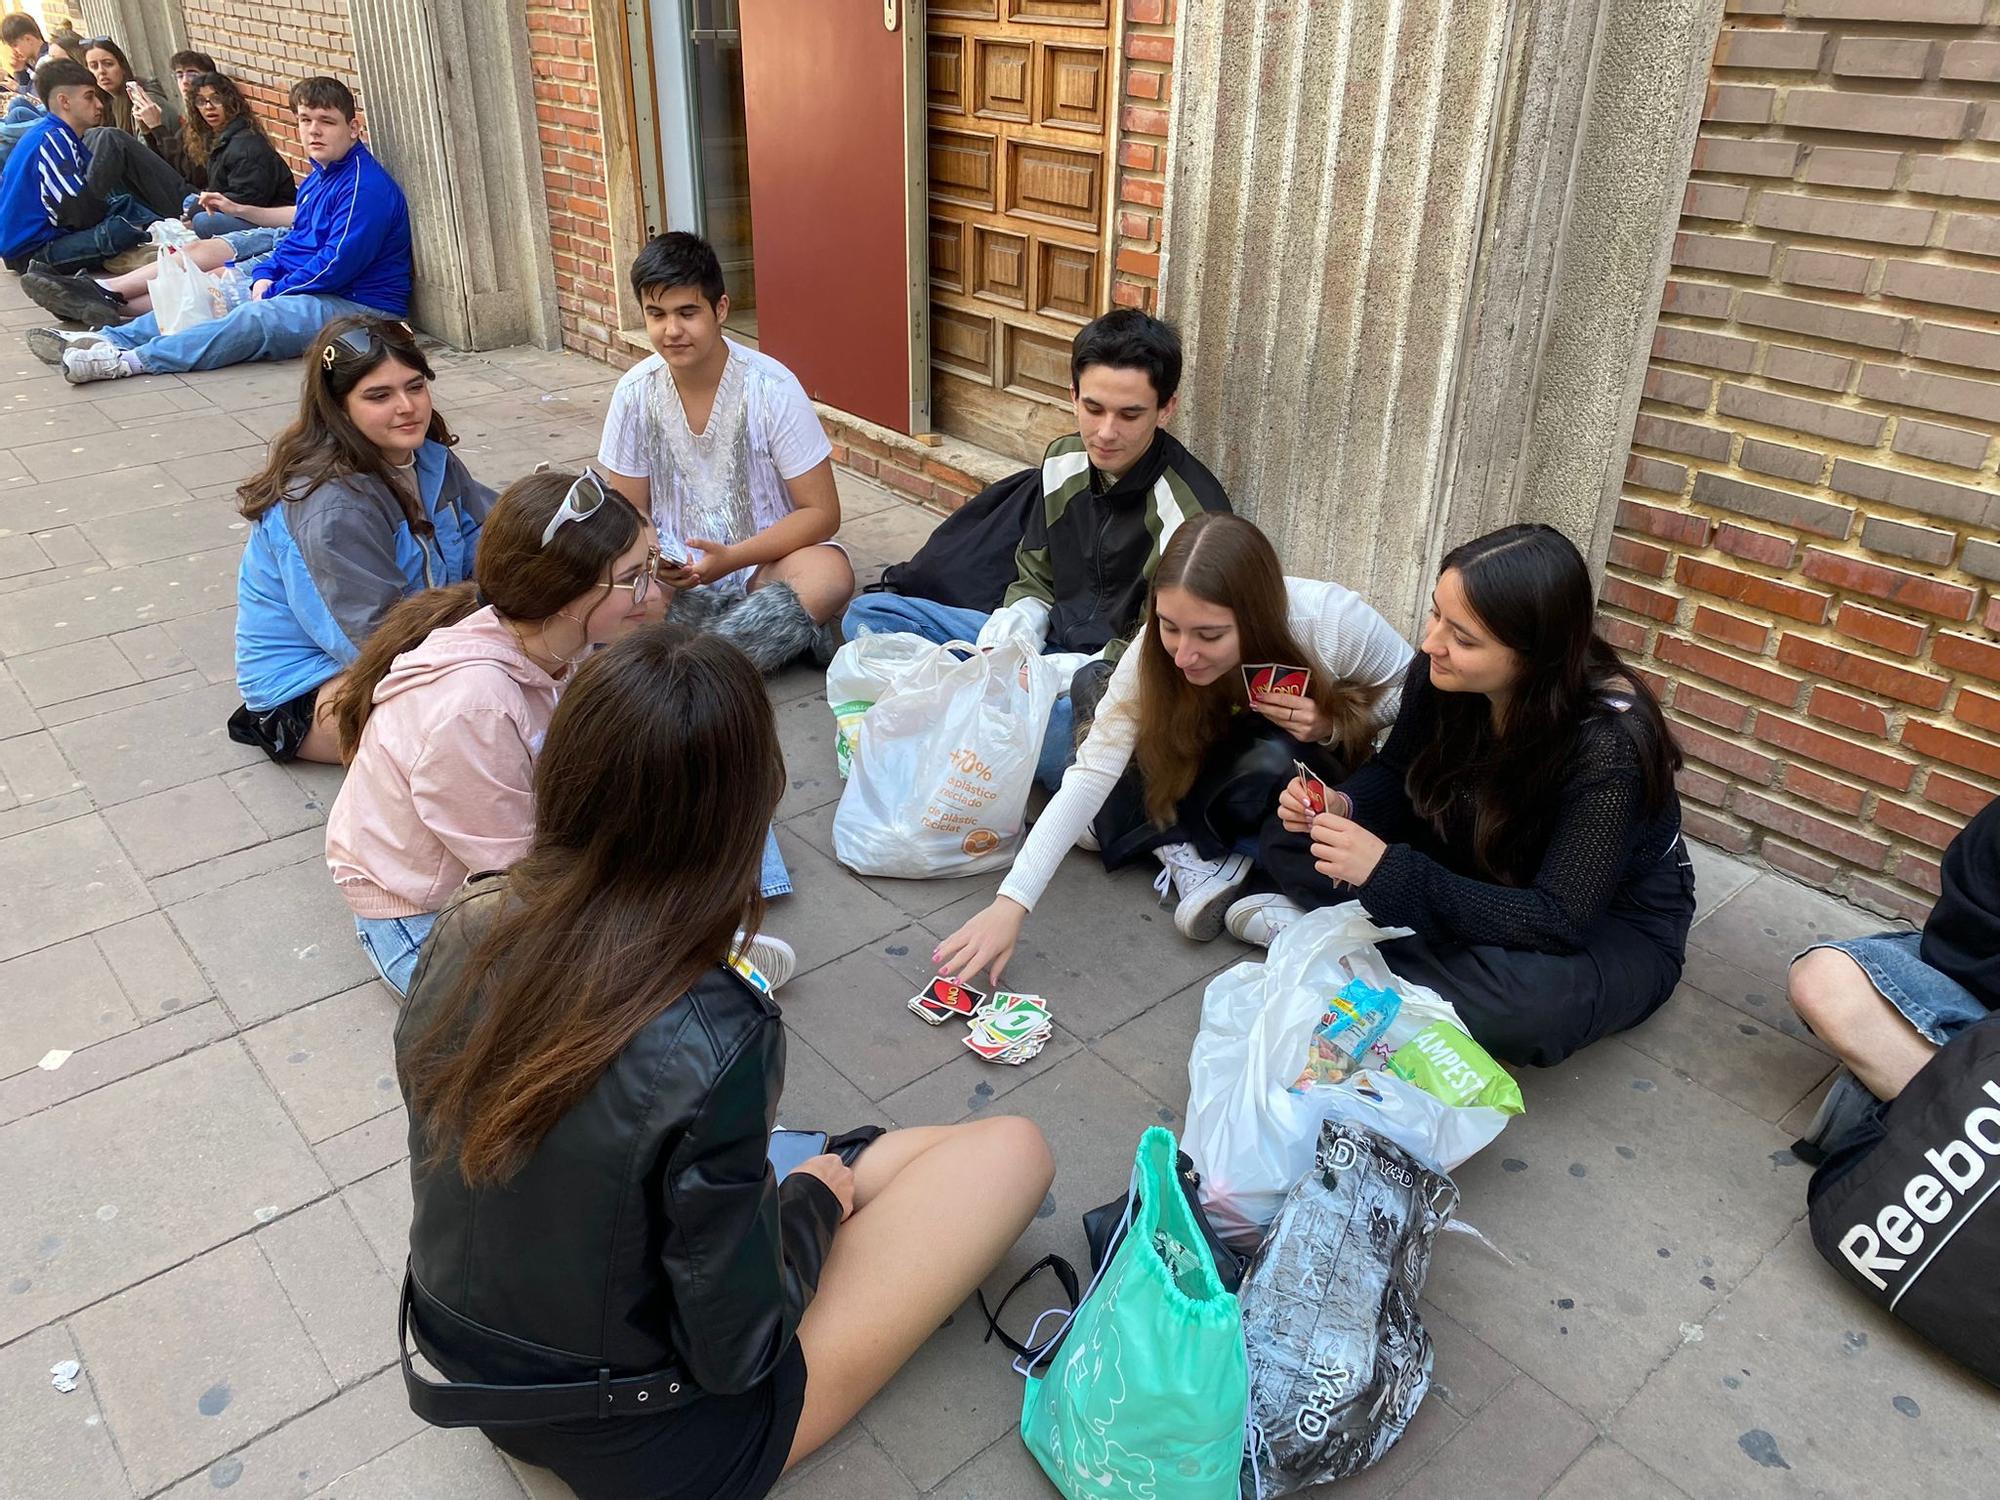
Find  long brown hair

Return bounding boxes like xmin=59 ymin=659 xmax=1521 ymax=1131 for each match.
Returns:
xmin=328 ymin=470 xmax=641 ymax=760
xmin=181 ymin=71 xmax=266 ymax=171
xmin=238 ymin=316 xmax=454 ymax=526
xmin=82 ymin=37 xmax=139 ymax=130
xmin=401 ymin=625 xmax=787 ymax=1185
xmin=1135 ymin=513 xmax=1381 ymax=823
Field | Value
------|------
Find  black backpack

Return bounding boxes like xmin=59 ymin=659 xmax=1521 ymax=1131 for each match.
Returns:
xmin=1807 ymin=1013 xmax=2000 ymax=1386
xmin=870 ymin=465 xmax=1040 ymax=613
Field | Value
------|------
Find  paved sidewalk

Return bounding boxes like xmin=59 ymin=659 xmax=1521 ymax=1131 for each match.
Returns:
xmin=0 ymin=273 xmax=1994 ymax=1498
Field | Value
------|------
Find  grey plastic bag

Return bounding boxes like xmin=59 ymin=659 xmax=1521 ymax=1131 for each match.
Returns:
xmin=1239 ymin=1118 xmax=1458 ymax=1495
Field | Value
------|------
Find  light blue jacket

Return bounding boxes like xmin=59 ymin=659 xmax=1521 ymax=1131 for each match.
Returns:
xmin=234 ymin=441 xmax=496 ymax=712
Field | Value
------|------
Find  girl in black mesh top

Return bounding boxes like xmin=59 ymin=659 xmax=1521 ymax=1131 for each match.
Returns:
xmin=1244 ymin=524 xmax=1694 ymax=1066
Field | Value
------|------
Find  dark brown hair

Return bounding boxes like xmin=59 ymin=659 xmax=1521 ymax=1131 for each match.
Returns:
xmin=1134 ymin=513 xmax=1381 ymax=824
xmin=330 ymin=470 xmax=642 ymax=759
xmin=401 ymin=625 xmax=787 ymax=1185
xmin=289 ymin=74 xmax=355 ymax=120
xmin=1404 ymin=523 xmax=1682 ymax=884
xmin=182 ymin=71 xmax=266 ymax=170
xmin=238 ymin=316 xmax=453 ymax=525
xmin=168 ymin=49 xmax=216 ymax=74
xmin=2 ymin=15 xmax=44 ymax=47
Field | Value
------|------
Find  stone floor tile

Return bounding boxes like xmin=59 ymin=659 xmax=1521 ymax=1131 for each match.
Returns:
xmin=1421 ymin=1298 xmax=1523 ymax=1419
xmin=8 ymin=636 xmax=140 ymax=707
xmin=1543 ymin=1438 xmax=1691 ymax=1498
xmin=50 ymin=679 xmax=257 ymax=805
xmin=243 ymin=984 xmax=403 ymax=1144
xmin=0 ymin=932 xmax=140 ymax=1077
xmin=786 ymin=798 xmax=1007 ymax=921
xmin=1686 ymin=871 xmax=1888 ymax=988
xmin=0 ymin=1042 xmax=326 ymax=1344
xmin=1777 ymin=1070 xmax=1834 ymax=1142
xmin=0 ymin=529 xmax=53 ymax=579
xmin=775 ymin=1027 xmax=890 ymax=1133
xmin=769 ymin=1434 xmax=922 ymax=1500
xmin=0 ymin=545 xmax=237 ymax=656
xmin=30 ymin=524 xmax=106 ymax=569
xmin=0 ymin=1323 xmax=136 ymax=1500
xmin=12 ymin=410 xmax=263 ymax=482
xmin=1292 ymin=1392 xmax=1465 ymax=1498
xmin=859 ymin=1295 xmax=1042 ymax=1490
xmin=1621 ymin=984 xmax=1835 ymax=1124
xmin=7 ymin=463 xmax=197 ymax=528
xmin=161 ymin=603 xmax=238 ymax=684
xmin=1613 ymin=1224 xmax=1999 ymax=1500
xmin=68 ymin=1237 xmax=337 ymax=1494
xmin=225 ymin=760 xmax=334 ymax=838
xmin=832 ymin=468 xmax=903 ymax=520
xmin=81 ymin=501 xmax=252 ymax=568
xmin=169 ymin=857 xmax=377 ymax=1026
xmin=103 ymin=777 xmax=270 ymax=878
xmin=877 ymin=1018 xmax=1084 ymax=1128
xmin=149 ymin=825 xmax=329 ymax=907
xmin=0 ymin=813 xmax=153 ymax=963
xmin=768 ymin=659 xmax=832 ymax=705
xmin=777 ymin=925 xmax=985 ymax=1102
xmin=1087 ymin=975 xmax=1209 ymax=1119
xmin=314 ymin=1105 xmax=410 ymax=1189
xmin=0 ymin=1001 xmax=234 ymax=1128
xmin=258 ymin=1196 xmax=400 ymax=1387
xmin=0 ymin=786 xmax=90 ymax=840
xmin=0 ymin=660 xmax=38 ymax=736
xmin=1678 ymin=941 xmax=1830 ymax=1051
xmin=770 ymin=825 xmax=914 ymax=976
xmin=0 ymin=724 xmax=85 ymax=805
xmin=832 ymin=503 xmax=945 ymax=572
xmin=111 ymin=621 xmax=196 ymax=680
xmin=1418 ymin=1038 xmax=1805 ymax=1423
xmin=161 ymin=444 xmax=270 ymax=493
xmin=153 ymin=1370 xmax=424 ymax=1500
xmin=1687 ymin=839 xmax=1755 ymax=923
xmin=1390 ymin=1375 xmax=1594 ymax=1500
xmin=93 ymin=908 xmax=214 ymax=1018
xmin=36 ymin=670 xmax=209 ymax=730
xmin=341 ymin=1163 xmax=414 ymax=1276
xmin=928 ymin=1434 xmax=1062 ymax=1500
xmin=302 ymin=1425 xmax=530 ymax=1499
xmin=776 ymin=692 xmax=849 ymax=821
xmin=504 ymin=1454 xmax=583 ymax=1500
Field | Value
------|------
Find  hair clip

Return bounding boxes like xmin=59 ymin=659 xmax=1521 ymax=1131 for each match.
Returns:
xmin=321 ymin=344 xmax=337 ymax=371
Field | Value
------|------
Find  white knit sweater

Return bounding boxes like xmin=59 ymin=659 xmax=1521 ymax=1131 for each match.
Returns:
xmin=996 ymin=576 xmax=1416 ymax=912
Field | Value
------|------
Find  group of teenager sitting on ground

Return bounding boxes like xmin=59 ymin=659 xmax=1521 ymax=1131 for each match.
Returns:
xmin=0 ymin=23 xmax=402 ymax=387
xmin=207 ymin=226 xmax=1995 ymax=1500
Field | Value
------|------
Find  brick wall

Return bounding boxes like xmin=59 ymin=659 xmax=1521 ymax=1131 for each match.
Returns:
xmin=1603 ymin=0 xmax=2000 ymax=921
xmin=181 ymin=0 xmax=360 ymax=179
xmin=1111 ymin=0 xmax=1174 ymax=313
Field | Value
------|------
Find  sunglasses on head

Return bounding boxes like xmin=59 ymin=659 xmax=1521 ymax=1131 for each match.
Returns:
xmin=321 ymin=323 xmax=415 ymax=372
xmin=540 ymin=468 xmax=611 ymax=548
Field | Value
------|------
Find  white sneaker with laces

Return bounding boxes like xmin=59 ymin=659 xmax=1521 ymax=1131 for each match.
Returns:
xmin=61 ymin=343 xmax=133 ymax=385
xmin=1225 ymin=892 xmax=1304 ymax=948
xmin=729 ymin=930 xmax=797 ymax=994
xmin=1152 ymin=841 xmax=1254 ymax=941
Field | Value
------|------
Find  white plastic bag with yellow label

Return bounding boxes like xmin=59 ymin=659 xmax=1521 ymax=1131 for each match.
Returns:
xmin=832 ymin=637 xmax=1059 ymax=878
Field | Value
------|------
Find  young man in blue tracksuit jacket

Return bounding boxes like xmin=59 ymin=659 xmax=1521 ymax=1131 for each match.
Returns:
xmin=36 ymin=75 xmax=412 ymax=385
xmin=0 ymin=60 xmax=161 ymax=272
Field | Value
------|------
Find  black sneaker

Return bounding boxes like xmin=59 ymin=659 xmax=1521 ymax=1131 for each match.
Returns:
xmin=21 ymin=269 xmax=130 ymax=328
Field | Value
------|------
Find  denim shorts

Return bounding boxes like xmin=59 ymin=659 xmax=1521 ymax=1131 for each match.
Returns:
xmin=1806 ymin=931 xmax=1989 ymax=1047
xmin=355 ymin=911 xmax=439 ymax=998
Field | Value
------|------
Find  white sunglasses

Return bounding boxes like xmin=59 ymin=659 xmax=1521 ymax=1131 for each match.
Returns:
xmin=540 ymin=468 xmax=610 ymax=548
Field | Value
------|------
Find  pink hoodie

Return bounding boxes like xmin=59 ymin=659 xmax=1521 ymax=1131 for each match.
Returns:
xmin=325 ymin=607 xmax=563 ymax=919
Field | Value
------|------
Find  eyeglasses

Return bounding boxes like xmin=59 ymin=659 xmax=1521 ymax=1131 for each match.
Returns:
xmin=320 ymin=322 xmax=414 ymax=372
xmin=608 ymin=546 xmax=667 ymax=606
xmin=541 ymin=468 xmax=610 ymax=548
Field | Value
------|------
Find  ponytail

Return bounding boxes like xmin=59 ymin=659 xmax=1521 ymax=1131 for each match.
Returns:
xmin=332 ymin=583 xmax=481 ymax=762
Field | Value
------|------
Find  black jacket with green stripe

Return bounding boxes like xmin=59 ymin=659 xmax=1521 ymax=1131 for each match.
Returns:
xmin=1000 ymin=429 xmax=1232 ymax=660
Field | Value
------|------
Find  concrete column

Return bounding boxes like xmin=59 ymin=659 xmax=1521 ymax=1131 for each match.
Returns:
xmin=347 ymin=0 xmax=560 ymax=351
xmin=1161 ymin=0 xmax=1720 ymax=634
xmin=75 ymin=0 xmax=188 ymax=81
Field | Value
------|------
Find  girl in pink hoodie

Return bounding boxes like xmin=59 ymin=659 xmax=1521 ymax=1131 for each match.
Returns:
xmin=324 ymin=469 xmax=669 ymax=994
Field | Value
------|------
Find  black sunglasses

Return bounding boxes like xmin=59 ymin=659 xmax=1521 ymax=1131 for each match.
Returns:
xmin=321 ymin=323 xmax=416 ymax=372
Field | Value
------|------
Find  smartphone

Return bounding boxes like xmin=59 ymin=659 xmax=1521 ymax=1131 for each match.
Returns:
xmin=767 ymin=1128 xmax=829 ymax=1181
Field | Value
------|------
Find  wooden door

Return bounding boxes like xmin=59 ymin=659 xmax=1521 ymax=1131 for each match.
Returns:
xmin=926 ymin=1 xmax=1117 ymax=462
xmin=739 ymin=0 xmax=929 ymax=435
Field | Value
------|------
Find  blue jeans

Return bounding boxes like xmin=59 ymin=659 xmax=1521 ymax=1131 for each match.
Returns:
xmin=192 ymin=209 xmax=259 ymax=238
xmin=841 ymin=592 xmax=1076 ymax=790
xmin=760 ymin=825 xmax=791 ymax=899
xmin=221 ymin=226 xmax=287 ymax=260
xmin=355 ymin=911 xmax=439 ymax=997
xmin=1804 ymin=932 xmax=1989 ymax=1047
xmin=99 ymin=256 xmax=387 ymax=374
xmin=30 ymin=192 xmax=157 ymax=274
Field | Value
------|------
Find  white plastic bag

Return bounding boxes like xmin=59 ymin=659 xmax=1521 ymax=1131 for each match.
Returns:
xmin=153 ymin=247 xmax=251 ymax=336
xmin=1185 ymin=902 xmax=1507 ymax=1249
xmin=824 ymin=631 xmax=939 ymax=779
xmin=1317 ymin=1069 xmax=1512 ymax=1178
xmin=832 ymin=638 xmax=1058 ymax=877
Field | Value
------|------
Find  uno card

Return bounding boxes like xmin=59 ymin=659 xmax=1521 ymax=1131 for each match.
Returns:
xmin=1293 ymin=759 xmax=1329 ymax=816
xmin=908 ymin=996 xmax=952 ymax=1025
xmin=919 ymin=974 xmax=984 ymax=1015
xmin=1247 ymin=663 xmax=1312 ymax=699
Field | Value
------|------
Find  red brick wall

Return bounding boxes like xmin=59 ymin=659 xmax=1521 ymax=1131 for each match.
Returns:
xmin=182 ymin=0 xmax=360 ymax=179
xmin=1111 ymin=0 xmax=1173 ymax=313
xmin=1603 ymin=1 xmax=2000 ymax=920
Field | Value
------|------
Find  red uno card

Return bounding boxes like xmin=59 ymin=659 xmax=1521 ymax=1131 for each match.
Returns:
xmin=1249 ymin=663 xmax=1312 ymax=699
xmin=1293 ymin=759 xmax=1328 ymax=815
xmin=921 ymin=974 xmax=984 ymax=1015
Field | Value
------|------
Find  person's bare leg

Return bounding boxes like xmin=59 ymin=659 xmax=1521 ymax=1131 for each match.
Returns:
xmin=1788 ymin=947 xmax=1938 ymax=1100
xmin=96 ymin=239 xmax=234 ymax=314
xmin=750 ymin=543 xmax=855 ymax=624
xmin=784 ymin=1116 xmax=1053 ymax=1469
xmin=292 ymin=675 xmax=347 ymax=765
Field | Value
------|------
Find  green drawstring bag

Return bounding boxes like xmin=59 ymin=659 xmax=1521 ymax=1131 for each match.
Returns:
xmin=1020 ymin=1127 xmax=1249 ymax=1499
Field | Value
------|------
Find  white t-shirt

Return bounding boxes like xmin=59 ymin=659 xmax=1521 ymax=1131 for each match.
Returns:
xmin=597 ymin=338 xmax=833 ymax=593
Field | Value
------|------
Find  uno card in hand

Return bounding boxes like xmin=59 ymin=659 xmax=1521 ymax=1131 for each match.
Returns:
xmin=1293 ymin=759 xmax=1329 ymax=816
xmin=1248 ymin=663 xmax=1312 ymax=699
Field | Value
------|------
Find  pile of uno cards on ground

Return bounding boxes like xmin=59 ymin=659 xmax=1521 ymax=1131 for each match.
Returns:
xmin=909 ymin=975 xmax=1053 ymax=1065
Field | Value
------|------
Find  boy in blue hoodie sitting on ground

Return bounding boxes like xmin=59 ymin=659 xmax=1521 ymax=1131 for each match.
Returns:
xmin=21 ymin=75 xmax=410 ymax=386
xmin=0 ymin=59 xmax=167 ymax=274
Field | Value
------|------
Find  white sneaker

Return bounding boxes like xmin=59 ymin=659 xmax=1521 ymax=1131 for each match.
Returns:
xmin=1225 ymin=892 xmax=1305 ymax=948
xmin=1076 ymin=825 xmax=1100 ymax=853
xmin=25 ymin=327 xmax=105 ymax=366
xmin=61 ymin=343 xmax=133 ymax=385
xmin=1152 ymin=841 xmax=1254 ymax=941
xmin=729 ymin=930 xmax=797 ymax=994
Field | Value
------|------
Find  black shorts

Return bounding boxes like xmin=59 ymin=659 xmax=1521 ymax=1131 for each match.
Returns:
xmin=484 ymin=1340 xmax=809 ymax=1500
xmin=226 ymin=686 xmax=322 ymax=763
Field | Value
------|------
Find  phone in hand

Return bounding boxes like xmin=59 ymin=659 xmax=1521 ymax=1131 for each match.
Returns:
xmin=767 ymin=1128 xmax=829 ymax=1181
xmin=126 ymin=81 xmax=144 ymax=99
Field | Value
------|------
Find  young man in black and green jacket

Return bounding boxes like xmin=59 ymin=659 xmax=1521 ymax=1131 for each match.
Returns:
xmin=843 ymin=309 xmax=1232 ymax=786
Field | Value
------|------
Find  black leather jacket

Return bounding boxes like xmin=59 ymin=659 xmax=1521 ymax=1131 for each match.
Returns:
xmin=396 ymin=874 xmax=842 ymax=1401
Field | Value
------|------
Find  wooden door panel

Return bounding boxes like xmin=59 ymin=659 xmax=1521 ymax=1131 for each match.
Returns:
xmin=928 ymin=2 xmax=1116 ymax=462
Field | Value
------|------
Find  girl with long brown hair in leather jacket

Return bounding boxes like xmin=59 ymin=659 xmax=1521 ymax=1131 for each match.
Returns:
xmin=395 ymin=623 xmax=1054 ymax=1500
